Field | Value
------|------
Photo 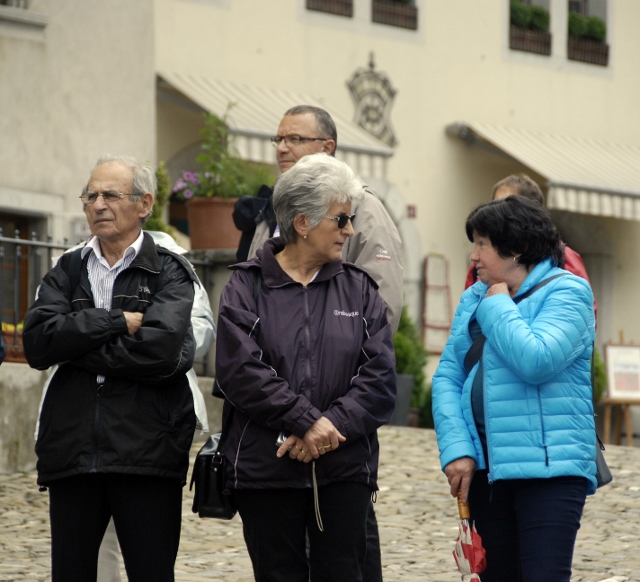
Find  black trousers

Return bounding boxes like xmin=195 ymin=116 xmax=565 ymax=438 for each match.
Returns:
xmin=234 ymin=482 xmax=372 ymax=582
xmin=363 ymin=503 xmax=383 ymax=582
xmin=48 ymin=473 xmax=183 ymax=582
xmin=469 ymin=470 xmax=588 ymax=582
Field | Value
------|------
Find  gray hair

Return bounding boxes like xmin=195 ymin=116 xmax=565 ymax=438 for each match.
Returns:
xmin=273 ymin=153 xmax=364 ymax=245
xmin=86 ymin=154 xmax=155 ymax=224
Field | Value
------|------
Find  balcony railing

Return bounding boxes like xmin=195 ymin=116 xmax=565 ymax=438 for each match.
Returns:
xmin=306 ymin=0 xmax=353 ymax=17
xmin=509 ymin=25 xmax=552 ymax=56
xmin=372 ymin=0 xmax=417 ymax=30
xmin=568 ymin=37 xmax=609 ymax=66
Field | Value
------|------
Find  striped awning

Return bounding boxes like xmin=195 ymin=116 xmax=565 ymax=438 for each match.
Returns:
xmin=446 ymin=122 xmax=640 ymax=221
xmin=157 ymin=71 xmax=393 ymax=180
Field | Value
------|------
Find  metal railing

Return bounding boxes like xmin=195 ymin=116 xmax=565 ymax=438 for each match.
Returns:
xmin=0 ymin=231 xmax=72 ymax=362
xmin=0 ymin=232 xmax=217 ymax=374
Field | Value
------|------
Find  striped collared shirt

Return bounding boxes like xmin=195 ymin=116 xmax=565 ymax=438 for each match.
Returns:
xmin=80 ymin=231 xmax=144 ymax=383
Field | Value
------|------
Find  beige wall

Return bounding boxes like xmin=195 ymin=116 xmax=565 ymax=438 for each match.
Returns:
xmin=155 ymin=0 xmax=640 ymax=352
xmin=0 ymin=0 xmax=156 ymax=243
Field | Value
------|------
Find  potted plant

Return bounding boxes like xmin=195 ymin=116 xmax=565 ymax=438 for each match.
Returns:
xmin=171 ymin=107 xmax=275 ymax=250
xmin=391 ymin=307 xmax=428 ymax=427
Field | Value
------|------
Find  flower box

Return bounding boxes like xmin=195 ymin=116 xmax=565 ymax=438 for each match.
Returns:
xmin=568 ymin=37 xmax=609 ymax=66
xmin=509 ymin=25 xmax=552 ymax=56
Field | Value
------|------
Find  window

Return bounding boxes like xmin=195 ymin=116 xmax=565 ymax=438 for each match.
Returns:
xmin=509 ymin=0 xmax=552 ymax=56
xmin=372 ymin=0 xmax=418 ymax=31
xmin=306 ymin=0 xmax=353 ymax=18
xmin=568 ymin=0 xmax=608 ymax=66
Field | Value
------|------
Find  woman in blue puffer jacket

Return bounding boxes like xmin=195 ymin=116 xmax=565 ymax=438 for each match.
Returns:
xmin=433 ymin=195 xmax=596 ymax=582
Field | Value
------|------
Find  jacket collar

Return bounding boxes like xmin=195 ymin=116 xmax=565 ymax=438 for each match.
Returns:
xmin=239 ymin=237 xmax=345 ymax=288
xmin=514 ymin=258 xmax=557 ymax=298
xmin=128 ymin=231 xmax=163 ymax=273
xmin=468 ymin=258 xmax=558 ymax=302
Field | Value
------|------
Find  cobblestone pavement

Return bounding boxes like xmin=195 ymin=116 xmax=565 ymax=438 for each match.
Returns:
xmin=1 ymin=426 xmax=638 ymax=581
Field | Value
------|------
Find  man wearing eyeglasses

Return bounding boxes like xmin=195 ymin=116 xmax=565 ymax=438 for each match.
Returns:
xmin=234 ymin=105 xmax=402 ymax=582
xmin=23 ymin=154 xmax=199 ymax=582
xmin=235 ymin=105 xmax=402 ymax=335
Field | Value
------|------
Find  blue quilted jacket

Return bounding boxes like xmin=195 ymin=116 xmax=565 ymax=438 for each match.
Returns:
xmin=433 ymin=259 xmax=597 ymax=494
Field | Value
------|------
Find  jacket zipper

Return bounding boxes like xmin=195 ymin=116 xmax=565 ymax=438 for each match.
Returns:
xmin=538 ymin=392 xmax=549 ymax=465
xmin=91 ymin=383 xmax=103 ymax=472
xmin=303 ymin=286 xmax=312 ymax=488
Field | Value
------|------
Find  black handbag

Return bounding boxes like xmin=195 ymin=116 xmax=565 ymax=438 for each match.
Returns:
xmin=189 ymin=432 xmax=236 ymax=520
xmin=189 ymin=270 xmax=262 ymax=519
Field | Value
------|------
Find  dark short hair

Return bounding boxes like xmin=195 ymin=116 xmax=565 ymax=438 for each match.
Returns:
xmin=492 ymin=174 xmax=545 ymax=206
xmin=283 ymin=105 xmax=338 ymax=152
xmin=465 ymin=195 xmax=562 ymax=268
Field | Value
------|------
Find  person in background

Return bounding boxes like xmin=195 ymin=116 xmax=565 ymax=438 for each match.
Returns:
xmin=217 ymin=153 xmax=396 ymax=582
xmin=33 ymin=229 xmax=216 ymax=582
xmin=464 ymin=174 xmax=597 ymax=322
xmin=24 ymin=154 xmax=198 ymax=582
xmin=233 ymin=104 xmax=402 ymax=580
xmin=234 ymin=105 xmax=403 ymax=333
xmin=433 ymin=195 xmax=596 ymax=581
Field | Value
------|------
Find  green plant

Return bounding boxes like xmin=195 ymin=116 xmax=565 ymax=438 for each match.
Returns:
xmin=510 ymin=1 xmax=549 ymax=32
xmin=593 ymin=345 xmax=607 ymax=402
xmin=568 ymin=11 xmax=606 ymax=42
xmin=584 ymin=15 xmax=606 ymax=42
xmin=393 ymin=307 xmax=428 ymax=410
xmin=568 ymin=11 xmax=588 ymax=38
xmin=528 ymin=5 xmax=550 ymax=32
xmin=145 ymin=161 xmax=173 ymax=234
xmin=172 ymin=105 xmax=275 ymax=201
xmin=510 ymin=0 xmax=530 ymax=28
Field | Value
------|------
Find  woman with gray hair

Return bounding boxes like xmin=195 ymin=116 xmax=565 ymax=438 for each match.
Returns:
xmin=215 ymin=153 xmax=397 ymax=582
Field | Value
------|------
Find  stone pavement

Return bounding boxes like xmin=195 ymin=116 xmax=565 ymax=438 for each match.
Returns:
xmin=0 ymin=425 xmax=638 ymax=582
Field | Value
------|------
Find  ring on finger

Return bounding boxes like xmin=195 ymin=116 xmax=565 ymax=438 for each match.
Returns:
xmin=322 ymin=444 xmax=332 ymax=450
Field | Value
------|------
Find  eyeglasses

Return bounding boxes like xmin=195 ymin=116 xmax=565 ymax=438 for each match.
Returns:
xmin=270 ymin=135 xmax=329 ymax=148
xmin=324 ymin=214 xmax=356 ymax=229
xmin=80 ymin=190 xmax=130 ymax=205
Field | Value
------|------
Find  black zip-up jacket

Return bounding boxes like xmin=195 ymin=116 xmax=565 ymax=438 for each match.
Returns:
xmin=215 ymin=238 xmax=396 ymax=491
xmin=23 ymin=233 xmax=197 ymax=485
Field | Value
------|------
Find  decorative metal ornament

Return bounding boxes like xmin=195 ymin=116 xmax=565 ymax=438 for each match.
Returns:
xmin=347 ymin=52 xmax=397 ymax=147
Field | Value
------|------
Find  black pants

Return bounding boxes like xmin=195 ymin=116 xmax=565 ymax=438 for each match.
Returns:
xmin=234 ymin=483 xmax=371 ymax=582
xmin=363 ymin=503 xmax=383 ymax=582
xmin=469 ymin=470 xmax=588 ymax=582
xmin=48 ymin=473 xmax=183 ymax=582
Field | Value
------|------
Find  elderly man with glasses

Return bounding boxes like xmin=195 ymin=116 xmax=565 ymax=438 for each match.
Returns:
xmin=24 ymin=154 xmax=200 ymax=582
xmin=233 ymin=105 xmax=402 ymax=582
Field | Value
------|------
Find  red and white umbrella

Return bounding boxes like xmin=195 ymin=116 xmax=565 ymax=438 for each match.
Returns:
xmin=453 ymin=491 xmax=487 ymax=581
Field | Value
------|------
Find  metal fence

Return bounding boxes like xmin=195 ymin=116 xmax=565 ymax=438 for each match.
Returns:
xmin=0 ymin=232 xmax=216 ymax=374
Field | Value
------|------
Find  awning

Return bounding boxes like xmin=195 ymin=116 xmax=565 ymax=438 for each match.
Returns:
xmin=446 ymin=122 xmax=640 ymax=221
xmin=157 ymin=71 xmax=393 ymax=180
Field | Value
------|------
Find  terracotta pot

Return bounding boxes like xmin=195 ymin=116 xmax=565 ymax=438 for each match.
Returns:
xmin=186 ymin=197 xmax=241 ymax=250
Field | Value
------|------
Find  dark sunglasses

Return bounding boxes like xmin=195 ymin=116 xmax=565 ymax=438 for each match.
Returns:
xmin=324 ymin=214 xmax=356 ymax=229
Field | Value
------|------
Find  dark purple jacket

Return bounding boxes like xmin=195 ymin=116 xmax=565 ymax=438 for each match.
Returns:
xmin=215 ymin=238 xmax=396 ymax=491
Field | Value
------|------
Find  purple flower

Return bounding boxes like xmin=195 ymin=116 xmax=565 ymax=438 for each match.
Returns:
xmin=183 ymin=189 xmax=194 ymax=199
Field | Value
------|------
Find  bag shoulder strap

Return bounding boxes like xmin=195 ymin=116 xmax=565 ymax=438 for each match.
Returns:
xmin=463 ymin=272 xmax=569 ymax=373
xmin=60 ymin=248 xmax=84 ymax=293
